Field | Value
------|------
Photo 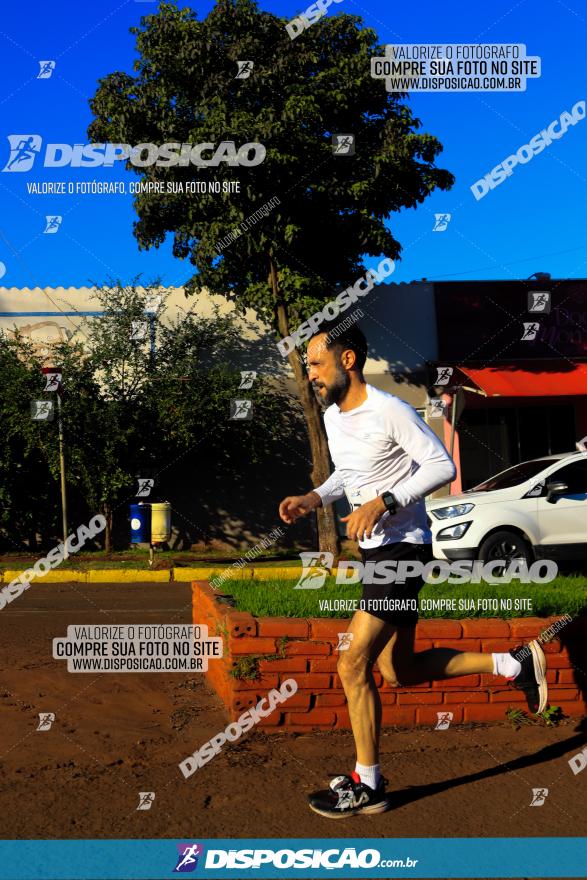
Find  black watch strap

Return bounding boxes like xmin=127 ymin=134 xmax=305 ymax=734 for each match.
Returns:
xmin=381 ymin=491 xmax=397 ymax=515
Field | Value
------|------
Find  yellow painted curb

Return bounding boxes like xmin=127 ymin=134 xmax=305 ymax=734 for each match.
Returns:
xmin=253 ymin=567 xmax=340 ymax=580
xmin=174 ymin=568 xmax=226 ymax=582
xmin=253 ymin=567 xmax=303 ymax=579
xmin=86 ymin=569 xmax=170 ymax=583
xmin=206 ymin=567 xmax=255 ymax=582
xmin=187 ymin=567 xmax=341 ymax=582
xmin=2 ymin=569 xmax=88 ymax=584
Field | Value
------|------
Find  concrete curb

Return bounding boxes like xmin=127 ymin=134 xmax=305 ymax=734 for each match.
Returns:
xmin=0 ymin=566 xmax=313 ymax=584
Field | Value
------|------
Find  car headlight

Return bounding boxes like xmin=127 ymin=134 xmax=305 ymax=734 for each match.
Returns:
xmin=431 ymin=503 xmax=475 ymax=520
xmin=437 ymin=521 xmax=472 ymax=540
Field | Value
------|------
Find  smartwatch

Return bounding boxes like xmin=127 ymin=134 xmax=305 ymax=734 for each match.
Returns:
xmin=381 ymin=491 xmax=397 ymax=515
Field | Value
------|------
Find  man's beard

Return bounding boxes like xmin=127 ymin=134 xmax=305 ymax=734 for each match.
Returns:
xmin=311 ymin=367 xmax=350 ymax=409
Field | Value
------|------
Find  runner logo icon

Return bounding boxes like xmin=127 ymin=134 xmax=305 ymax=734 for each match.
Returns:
xmin=435 ymin=711 xmax=453 ymax=730
xmin=3 ymin=135 xmax=42 ymax=172
xmin=174 ymin=843 xmax=204 ymax=872
xmin=530 ymin=788 xmax=549 ymax=806
xmin=294 ymin=552 xmax=334 ymax=589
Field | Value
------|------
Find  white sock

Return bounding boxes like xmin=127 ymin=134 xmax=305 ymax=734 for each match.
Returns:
xmin=492 ymin=652 xmax=522 ymax=679
xmin=355 ymin=762 xmax=381 ymax=790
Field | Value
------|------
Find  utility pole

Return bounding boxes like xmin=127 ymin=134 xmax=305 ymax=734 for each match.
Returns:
xmin=42 ymin=367 xmax=68 ymax=555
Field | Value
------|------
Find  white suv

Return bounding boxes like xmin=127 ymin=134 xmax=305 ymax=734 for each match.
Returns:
xmin=426 ymin=451 xmax=587 ymax=564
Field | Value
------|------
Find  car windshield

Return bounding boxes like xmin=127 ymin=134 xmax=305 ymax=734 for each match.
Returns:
xmin=468 ymin=459 xmax=553 ymax=492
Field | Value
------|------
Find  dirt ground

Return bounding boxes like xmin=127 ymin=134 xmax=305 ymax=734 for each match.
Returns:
xmin=1 ymin=582 xmax=586 ymax=856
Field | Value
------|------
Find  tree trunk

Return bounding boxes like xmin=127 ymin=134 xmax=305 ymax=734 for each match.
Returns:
xmin=268 ymin=253 xmax=340 ymax=558
xmin=102 ymin=502 xmax=113 ymax=554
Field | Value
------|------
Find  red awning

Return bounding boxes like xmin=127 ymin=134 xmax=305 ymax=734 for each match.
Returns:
xmin=457 ymin=364 xmax=587 ymax=397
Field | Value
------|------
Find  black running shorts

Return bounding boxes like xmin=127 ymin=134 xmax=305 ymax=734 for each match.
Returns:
xmin=359 ymin=541 xmax=434 ymax=627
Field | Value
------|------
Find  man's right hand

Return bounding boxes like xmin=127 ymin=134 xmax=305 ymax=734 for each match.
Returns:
xmin=278 ymin=492 xmax=321 ymax=525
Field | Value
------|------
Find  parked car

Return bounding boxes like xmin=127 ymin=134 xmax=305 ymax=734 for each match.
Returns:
xmin=426 ymin=450 xmax=587 ymax=565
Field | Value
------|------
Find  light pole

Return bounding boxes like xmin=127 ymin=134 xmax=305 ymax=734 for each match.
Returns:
xmin=42 ymin=367 xmax=68 ymax=555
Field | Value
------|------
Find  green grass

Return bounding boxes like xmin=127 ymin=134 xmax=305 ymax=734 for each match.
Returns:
xmin=214 ymin=575 xmax=587 ymax=619
xmin=0 ymin=548 xmax=306 ymax=571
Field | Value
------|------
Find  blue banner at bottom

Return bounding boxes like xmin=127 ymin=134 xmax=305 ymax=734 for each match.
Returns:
xmin=0 ymin=838 xmax=585 ymax=879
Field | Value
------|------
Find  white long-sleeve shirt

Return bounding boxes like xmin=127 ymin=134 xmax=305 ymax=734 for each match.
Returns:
xmin=314 ymin=383 xmax=456 ymax=548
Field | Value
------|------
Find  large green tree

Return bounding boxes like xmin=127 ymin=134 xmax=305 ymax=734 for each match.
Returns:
xmin=88 ymin=0 xmax=454 ymax=553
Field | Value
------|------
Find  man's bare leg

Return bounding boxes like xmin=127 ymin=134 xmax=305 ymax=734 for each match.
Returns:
xmin=337 ymin=610 xmax=395 ymax=765
xmin=377 ymin=626 xmax=517 ymax=687
xmin=307 ymin=610 xmax=395 ymax=817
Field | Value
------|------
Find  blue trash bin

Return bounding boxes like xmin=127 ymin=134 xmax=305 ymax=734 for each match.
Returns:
xmin=130 ymin=503 xmax=150 ymax=544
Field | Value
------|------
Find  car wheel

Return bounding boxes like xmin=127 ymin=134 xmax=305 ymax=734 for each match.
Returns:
xmin=478 ymin=530 xmax=533 ymax=575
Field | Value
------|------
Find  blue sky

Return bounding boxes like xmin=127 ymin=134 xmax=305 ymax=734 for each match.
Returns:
xmin=0 ymin=0 xmax=585 ymax=290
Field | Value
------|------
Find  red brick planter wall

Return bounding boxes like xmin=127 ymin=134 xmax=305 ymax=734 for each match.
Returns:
xmin=192 ymin=582 xmax=586 ymax=730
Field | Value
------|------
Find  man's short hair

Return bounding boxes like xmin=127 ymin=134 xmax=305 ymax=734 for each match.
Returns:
xmin=312 ymin=317 xmax=368 ymax=371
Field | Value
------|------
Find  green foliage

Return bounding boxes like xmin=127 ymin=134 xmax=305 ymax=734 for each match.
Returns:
xmin=506 ymin=707 xmax=534 ymax=727
xmin=230 ymin=655 xmax=261 ymax=680
xmin=0 ymin=281 xmax=295 ymax=549
xmin=537 ymin=705 xmax=563 ymax=726
xmin=229 ymin=634 xmax=288 ymax=679
xmin=88 ymin=0 xmax=454 ymax=329
xmin=507 ymin=705 xmax=563 ymax=728
xmin=0 ymin=334 xmax=61 ymax=548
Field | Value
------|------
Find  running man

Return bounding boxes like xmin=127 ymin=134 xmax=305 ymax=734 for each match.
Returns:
xmin=278 ymin=320 xmax=548 ymax=819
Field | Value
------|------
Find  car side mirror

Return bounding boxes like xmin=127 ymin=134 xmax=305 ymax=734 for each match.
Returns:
xmin=546 ymin=481 xmax=569 ymax=503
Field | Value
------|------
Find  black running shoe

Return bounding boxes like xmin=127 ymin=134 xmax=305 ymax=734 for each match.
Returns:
xmin=308 ymin=772 xmax=389 ymax=819
xmin=509 ymin=640 xmax=547 ymax=714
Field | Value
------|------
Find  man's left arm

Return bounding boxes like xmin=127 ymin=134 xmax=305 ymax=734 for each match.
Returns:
xmin=383 ymin=398 xmax=456 ymax=507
